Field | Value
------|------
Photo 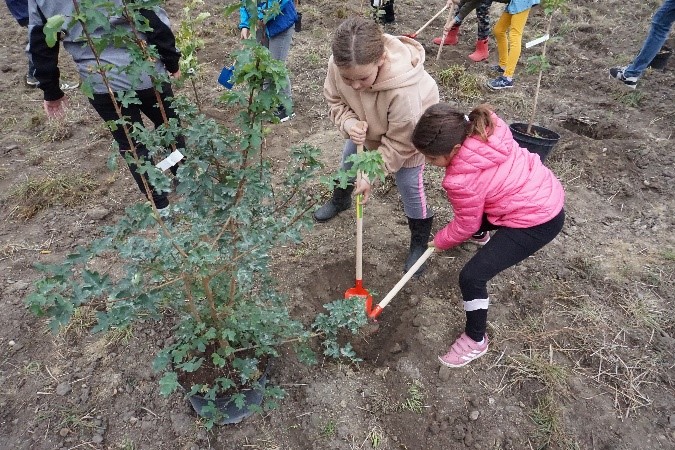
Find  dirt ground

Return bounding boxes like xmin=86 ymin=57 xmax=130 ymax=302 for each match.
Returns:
xmin=1 ymin=0 xmax=674 ymax=449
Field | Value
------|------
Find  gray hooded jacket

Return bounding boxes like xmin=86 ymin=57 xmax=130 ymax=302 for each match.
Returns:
xmin=28 ymin=0 xmax=180 ymax=101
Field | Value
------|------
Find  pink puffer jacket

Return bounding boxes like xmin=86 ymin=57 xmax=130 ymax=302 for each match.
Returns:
xmin=433 ymin=113 xmax=565 ymax=250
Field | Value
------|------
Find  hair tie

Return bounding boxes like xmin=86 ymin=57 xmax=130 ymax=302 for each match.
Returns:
xmin=464 ymin=114 xmax=470 ymax=122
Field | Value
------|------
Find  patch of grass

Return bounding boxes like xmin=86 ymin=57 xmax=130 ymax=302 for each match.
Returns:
xmin=618 ymin=292 xmax=665 ymax=332
xmin=305 ymin=51 xmax=322 ymax=67
xmin=529 ymin=394 xmax=579 ymax=450
xmin=57 ymin=406 xmax=99 ymax=430
xmin=436 ymin=64 xmax=484 ymax=103
xmin=320 ymin=419 xmax=336 ymax=438
xmin=60 ymin=306 xmax=98 ymax=337
xmin=40 ymin=119 xmax=73 ymax=142
xmin=614 ymin=90 xmax=644 ymax=107
xmin=0 ymin=167 xmax=7 ymax=180
xmin=498 ymin=350 xmax=568 ymax=393
xmin=24 ymin=361 xmax=42 ymax=376
xmin=105 ymin=325 xmax=135 ymax=346
xmin=366 ymin=425 xmax=385 ymax=448
xmin=399 ymin=379 xmax=425 ymax=413
xmin=26 ymin=149 xmax=46 ymax=166
xmin=116 ymin=438 xmax=136 ymax=450
xmin=662 ymin=250 xmax=675 ymax=261
xmin=8 ymin=173 xmax=97 ymax=218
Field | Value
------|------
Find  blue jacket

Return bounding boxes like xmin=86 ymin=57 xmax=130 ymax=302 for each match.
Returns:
xmin=239 ymin=0 xmax=297 ymax=36
xmin=5 ymin=0 xmax=29 ymax=26
xmin=506 ymin=0 xmax=540 ymax=15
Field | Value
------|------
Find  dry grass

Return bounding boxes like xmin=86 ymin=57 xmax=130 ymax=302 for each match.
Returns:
xmin=529 ymin=393 xmax=580 ymax=450
xmin=495 ymin=349 xmax=568 ymax=395
xmin=8 ymin=173 xmax=98 ymax=218
xmin=60 ymin=306 xmax=98 ymax=337
xmin=436 ymin=64 xmax=484 ymax=104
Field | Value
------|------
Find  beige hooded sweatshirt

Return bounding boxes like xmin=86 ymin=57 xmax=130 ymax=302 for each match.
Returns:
xmin=324 ymin=34 xmax=440 ymax=173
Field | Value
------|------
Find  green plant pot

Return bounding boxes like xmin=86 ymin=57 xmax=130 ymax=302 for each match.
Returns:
xmin=185 ymin=364 xmax=269 ymax=425
xmin=509 ymin=123 xmax=560 ymax=162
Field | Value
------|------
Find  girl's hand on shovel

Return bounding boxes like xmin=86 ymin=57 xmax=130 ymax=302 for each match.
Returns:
xmin=354 ymin=176 xmax=371 ymax=203
xmin=446 ymin=0 xmax=462 ymax=6
xmin=346 ymin=120 xmax=368 ymax=145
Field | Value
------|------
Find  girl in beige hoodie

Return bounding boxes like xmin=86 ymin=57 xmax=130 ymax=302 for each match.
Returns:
xmin=314 ymin=17 xmax=439 ymax=275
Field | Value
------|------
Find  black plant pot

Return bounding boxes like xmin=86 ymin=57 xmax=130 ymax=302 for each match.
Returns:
xmin=509 ymin=123 xmax=560 ymax=162
xmin=186 ymin=364 xmax=269 ymax=425
xmin=648 ymin=45 xmax=672 ymax=72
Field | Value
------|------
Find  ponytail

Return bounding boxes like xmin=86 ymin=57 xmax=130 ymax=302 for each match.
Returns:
xmin=412 ymin=103 xmax=495 ymax=156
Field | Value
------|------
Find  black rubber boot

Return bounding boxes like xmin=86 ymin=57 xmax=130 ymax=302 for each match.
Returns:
xmin=371 ymin=0 xmax=395 ymax=24
xmin=404 ymin=216 xmax=433 ymax=276
xmin=313 ymin=186 xmax=354 ymax=222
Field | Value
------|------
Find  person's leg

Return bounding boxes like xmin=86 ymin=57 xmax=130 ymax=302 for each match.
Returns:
xmin=503 ymin=8 xmax=530 ymax=78
xmin=314 ymin=140 xmax=357 ymax=222
xmin=267 ymin=27 xmax=294 ymax=105
xmin=89 ymin=93 xmax=169 ymax=209
xmin=136 ymin=84 xmax=185 ymax=176
xmin=396 ymin=165 xmax=433 ymax=275
xmin=623 ymin=0 xmax=675 ymax=78
xmin=493 ymin=12 xmax=511 ymax=70
xmin=468 ymin=0 xmax=492 ymax=62
xmin=458 ymin=209 xmax=565 ymax=341
xmin=476 ymin=0 xmax=492 ymax=41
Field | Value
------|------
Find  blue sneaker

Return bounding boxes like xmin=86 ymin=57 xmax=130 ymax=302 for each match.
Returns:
xmin=489 ymin=65 xmax=505 ymax=74
xmin=487 ymin=75 xmax=514 ymax=90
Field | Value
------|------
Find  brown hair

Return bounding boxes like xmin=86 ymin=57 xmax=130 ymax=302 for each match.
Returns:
xmin=411 ymin=103 xmax=495 ymax=157
xmin=331 ymin=17 xmax=385 ymax=67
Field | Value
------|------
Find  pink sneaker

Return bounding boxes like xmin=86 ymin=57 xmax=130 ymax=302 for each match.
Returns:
xmin=438 ymin=333 xmax=489 ymax=368
xmin=469 ymin=231 xmax=490 ymax=246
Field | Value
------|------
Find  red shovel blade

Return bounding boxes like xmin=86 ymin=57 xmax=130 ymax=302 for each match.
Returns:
xmin=345 ymin=280 xmax=374 ymax=316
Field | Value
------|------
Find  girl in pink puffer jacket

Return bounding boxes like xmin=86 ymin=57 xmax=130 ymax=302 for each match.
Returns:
xmin=411 ymin=103 xmax=565 ymax=368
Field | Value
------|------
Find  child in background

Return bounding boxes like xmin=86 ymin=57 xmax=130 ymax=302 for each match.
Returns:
xmin=317 ymin=17 xmax=439 ymax=275
xmin=434 ymin=0 xmax=494 ymax=62
xmin=239 ymin=0 xmax=298 ymax=122
xmin=411 ymin=103 xmax=565 ymax=367
xmin=487 ymin=0 xmax=540 ymax=90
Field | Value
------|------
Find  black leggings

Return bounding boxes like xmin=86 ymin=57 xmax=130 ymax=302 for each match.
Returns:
xmin=460 ymin=209 xmax=565 ymax=340
xmin=89 ymin=84 xmax=185 ymax=209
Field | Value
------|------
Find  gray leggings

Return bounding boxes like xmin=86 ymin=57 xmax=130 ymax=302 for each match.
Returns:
xmin=339 ymin=140 xmax=432 ymax=219
xmin=257 ymin=26 xmax=294 ymax=102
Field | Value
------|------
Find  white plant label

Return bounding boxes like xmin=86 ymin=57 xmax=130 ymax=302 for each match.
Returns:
xmin=525 ymin=34 xmax=550 ymax=49
xmin=156 ymin=150 xmax=184 ymax=171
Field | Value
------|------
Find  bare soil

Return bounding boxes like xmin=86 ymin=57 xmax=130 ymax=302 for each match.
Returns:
xmin=1 ymin=1 xmax=674 ymax=449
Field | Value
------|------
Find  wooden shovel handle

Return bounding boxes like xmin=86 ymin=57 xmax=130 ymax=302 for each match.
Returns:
xmin=412 ymin=5 xmax=448 ymax=37
xmin=369 ymin=247 xmax=435 ymax=318
xmin=436 ymin=4 xmax=457 ymax=61
xmin=355 ymin=144 xmax=365 ymax=280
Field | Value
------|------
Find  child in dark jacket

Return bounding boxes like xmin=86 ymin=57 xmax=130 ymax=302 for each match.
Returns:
xmin=412 ymin=103 xmax=565 ymax=367
xmin=28 ymin=0 xmax=184 ymax=210
xmin=434 ymin=0 xmax=494 ymax=62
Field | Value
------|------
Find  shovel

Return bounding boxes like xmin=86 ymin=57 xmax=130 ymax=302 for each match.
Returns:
xmin=436 ymin=4 xmax=457 ymax=61
xmin=403 ymin=5 xmax=448 ymax=39
xmin=344 ymin=143 xmax=374 ymax=313
xmin=367 ymin=246 xmax=435 ymax=319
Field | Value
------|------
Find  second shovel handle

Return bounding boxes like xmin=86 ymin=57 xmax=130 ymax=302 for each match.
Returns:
xmin=413 ymin=5 xmax=448 ymax=36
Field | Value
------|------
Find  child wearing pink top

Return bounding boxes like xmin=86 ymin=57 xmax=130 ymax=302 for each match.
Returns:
xmin=411 ymin=103 xmax=565 ymax=367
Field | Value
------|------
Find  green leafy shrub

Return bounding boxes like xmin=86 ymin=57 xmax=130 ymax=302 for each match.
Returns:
xmin=26 ymin=0 xmax=369 ymax=428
